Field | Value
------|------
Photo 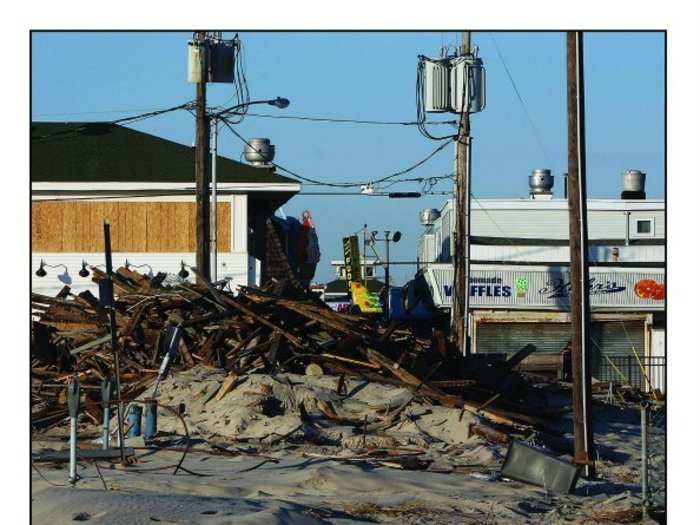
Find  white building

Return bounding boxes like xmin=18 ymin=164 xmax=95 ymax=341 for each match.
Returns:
xmin=416 ymin=170 xmax=665 ymax=391
xmin=31 ymin=122 xmax=301 ymax=297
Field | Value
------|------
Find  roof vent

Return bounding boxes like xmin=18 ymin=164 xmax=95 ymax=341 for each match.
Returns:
xmin=244 ymin=138 xmax=275 ymax=166
xmin=420 ymin=208 xmax=441 ymax=225
xmin=621 ymin=169 xmax=646 ymax=199
xmin=529 ymin=169 xmax=554 ymax=199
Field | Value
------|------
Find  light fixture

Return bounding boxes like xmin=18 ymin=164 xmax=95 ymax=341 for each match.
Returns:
xmin=125 ymin=259 xmax=154 ymax=278
xmin=78 ymin=261 xmax=90 ymax=278
xmin=178 ymin=261 xmax=189 ymax=279
xmin=269 ymin=97 xmax=290 ymax=109
xmin=35 ymin=260 xmax=47 ymax=277
xmin=35 ymin=260 xmax=70 ymax=278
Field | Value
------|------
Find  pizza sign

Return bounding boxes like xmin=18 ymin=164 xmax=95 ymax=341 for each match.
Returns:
xmin=634 ymin=279 xmax=665 ymax=300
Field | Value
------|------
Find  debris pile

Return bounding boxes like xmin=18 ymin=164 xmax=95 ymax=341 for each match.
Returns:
xmin=31 ymin=267 xmax=545 ymax=437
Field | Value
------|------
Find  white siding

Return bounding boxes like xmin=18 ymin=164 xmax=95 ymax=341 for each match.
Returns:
xmin=31 ymin=252 xmax=255 ymax=297
xmin=470 ymin=244 xmax=664 ymax=264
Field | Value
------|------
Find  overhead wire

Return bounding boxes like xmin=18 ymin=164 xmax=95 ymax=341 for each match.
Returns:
xmin=488 ymin=32 xmax=553 ymax=166
xmin=218 ymin=115 xmax=452 ymax=189
xmin=240 ymin=112 xmax=456 ymax=127
xmin=31 ymin=102 xmax=193 ymax=143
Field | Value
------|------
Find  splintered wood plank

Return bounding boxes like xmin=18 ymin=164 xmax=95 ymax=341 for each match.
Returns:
xmin=212 ymin=372 xmax=239 ymax=402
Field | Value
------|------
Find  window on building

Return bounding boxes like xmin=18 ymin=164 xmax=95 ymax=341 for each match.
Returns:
xmin=635 ymin=218 xmax=654 ymax=236
xmin=365 ymin=266 xmax=374 ymax=277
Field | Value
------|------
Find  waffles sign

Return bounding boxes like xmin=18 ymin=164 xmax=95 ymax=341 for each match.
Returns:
xmin=461 ymin=268 xmax=665 ymax=310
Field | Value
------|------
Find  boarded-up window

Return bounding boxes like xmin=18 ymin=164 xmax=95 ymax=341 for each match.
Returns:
xmin=32 ymin=201 xmax=231 ymax=253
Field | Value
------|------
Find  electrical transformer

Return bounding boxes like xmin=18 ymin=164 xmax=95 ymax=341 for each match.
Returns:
xmin=421 ymin=58 xmax=451 ymax=112
xmin=187 ymin=39 xmax=237 ymax=83
xmin=418 ymin=54 xmax=486 ymax=114
xmin=450 ymin=55 xmax=486 ymax=114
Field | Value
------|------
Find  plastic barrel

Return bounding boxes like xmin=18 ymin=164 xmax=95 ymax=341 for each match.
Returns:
xmin=126 ymin=405 xmax=142 ymax=437
xmin=143 ymin=399 xmax=158 ymax=440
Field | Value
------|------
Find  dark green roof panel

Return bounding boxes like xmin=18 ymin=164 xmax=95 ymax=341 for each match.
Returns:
xmin=31 ymin=122 xmax=298 ymax=185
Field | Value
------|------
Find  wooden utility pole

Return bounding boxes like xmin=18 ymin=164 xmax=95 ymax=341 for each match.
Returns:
xmin=195 ymin=30 xmax=211 ymax=283
xmin=566 ymin=31 xmax=595 ymax=479
xmin=452 ymin=31 xmax=471 ymax=355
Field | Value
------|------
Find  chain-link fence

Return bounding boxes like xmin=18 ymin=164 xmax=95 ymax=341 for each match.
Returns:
xmin=641 ymin=401 xmax=666 ymax=514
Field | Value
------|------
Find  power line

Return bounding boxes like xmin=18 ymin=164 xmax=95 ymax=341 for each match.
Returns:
xmin=32 ymin=104 xmax=191 ymax=118
xmin=219 ymin=115 xmax=452 ymax=189
xmin=242 ymin=112 xmax=457 ymax=127
xmin=31 ymin=102 xmax=193 ymax=142
xmin=488 ymin=32 xmax=553 ymax=166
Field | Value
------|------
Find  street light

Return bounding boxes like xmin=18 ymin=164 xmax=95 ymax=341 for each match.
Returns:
xmin=382 ymin=230 xmax=402 ymax=317
xmin=208 ymin=97 xmax=291 ymax=281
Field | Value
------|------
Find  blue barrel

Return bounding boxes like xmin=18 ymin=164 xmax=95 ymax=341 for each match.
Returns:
xmin=126 ymin=405 xmax=142 ymax=437
xmin=143 ymin=399 xmax=158 ymax=440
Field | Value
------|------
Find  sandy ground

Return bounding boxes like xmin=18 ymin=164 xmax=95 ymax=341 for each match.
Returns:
xmin=31 ymin=367 xmax=656 ymax=524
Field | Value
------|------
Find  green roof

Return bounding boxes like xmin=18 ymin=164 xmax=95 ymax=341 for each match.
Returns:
xmin=31 ymin=122 xmax=299 ymax=185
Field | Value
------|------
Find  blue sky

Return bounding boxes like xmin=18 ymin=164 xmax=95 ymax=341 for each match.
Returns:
xmin=31 ymin=31 xmax=665 ymax=283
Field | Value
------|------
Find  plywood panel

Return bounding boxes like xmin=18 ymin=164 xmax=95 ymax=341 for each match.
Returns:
xmin=32 ymin=202 xmax=63 ymax=252
xmin=32 ymin=200 xmax=232 ymax=254
xmin=217 ymin=202 xmax=231 ymax=252
xmin=130 ymin=202 xmax=148 ymax=252
xmin=61 ymin=202 xmax=78 ymax=252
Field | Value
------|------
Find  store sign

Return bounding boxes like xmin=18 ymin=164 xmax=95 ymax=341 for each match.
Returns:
xmin=427 ymin=265 xmax=664 ymax=310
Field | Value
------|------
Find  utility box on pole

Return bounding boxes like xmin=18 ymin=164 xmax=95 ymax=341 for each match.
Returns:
xmin=450 ymin=56 xmax=486 ymax=114
xmin=420 ymin=58 xmax=452 ymax=112
xmin=418 ymin=54 xmax=486 ymax=114
xmin=188 ymin=39 xmax=237 ymax=84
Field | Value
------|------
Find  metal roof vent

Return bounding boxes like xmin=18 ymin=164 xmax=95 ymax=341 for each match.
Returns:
xmin=420 ymin=208 xmax=441 ymax=225
xmin=529 ymin=169 xmax=554 ymax=200
xmin=244 ymin=138 xmax=275 ymax=166
xmin=621 ymin=169 xmax=646 ymax=199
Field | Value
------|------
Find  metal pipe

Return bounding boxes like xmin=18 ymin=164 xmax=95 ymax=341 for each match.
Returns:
xmin=67 ymin=380 xmax=80 ymax=484
xmin=103 ymin=221 xmax=126 ymax=464
xmin=100 ymin=376 xmax=112 ymax=450
xmin=69 ymin=416 xmax=77 ymax=483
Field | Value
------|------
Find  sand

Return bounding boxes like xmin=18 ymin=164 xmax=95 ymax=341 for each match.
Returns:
xmin=31 ymin=366 xmax=654 ymax=524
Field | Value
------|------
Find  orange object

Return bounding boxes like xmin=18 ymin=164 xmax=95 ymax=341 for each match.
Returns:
xmin=634 ymin=279 xmax=664 ymax=300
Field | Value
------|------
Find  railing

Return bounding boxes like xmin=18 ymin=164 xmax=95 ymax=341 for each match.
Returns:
xmin=596 ymin=355 xmax=665 ymax=393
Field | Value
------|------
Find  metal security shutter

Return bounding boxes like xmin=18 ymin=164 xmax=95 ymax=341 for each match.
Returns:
xmin=591 ymin=321 xmax=646 ymax=386
xmin=476 ymin=323 xmax=572 ymax=355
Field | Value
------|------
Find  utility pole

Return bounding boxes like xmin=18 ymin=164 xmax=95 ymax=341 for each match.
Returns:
xmin=210 ymin=116 xmax=218 ymax=282
xmin=452 ymin=31 xmax=472 ymax=355
xmin=566 ymin=31 xmax=595 ymax=479
xmin=195 ymin=30 xmax=211 ymax=283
